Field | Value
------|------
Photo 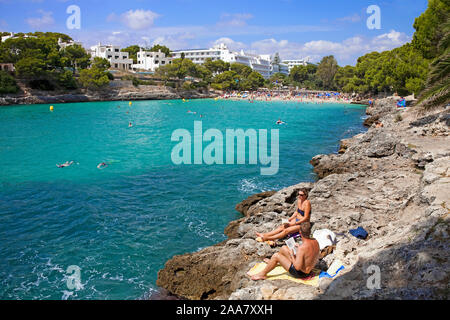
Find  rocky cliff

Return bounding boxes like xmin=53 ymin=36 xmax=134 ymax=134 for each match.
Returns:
xmin=156 ymin=97 xmax=449 ymax=300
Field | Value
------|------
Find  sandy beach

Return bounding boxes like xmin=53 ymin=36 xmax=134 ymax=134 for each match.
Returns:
xmin=218 ymin=91 xmax=357 ymax=104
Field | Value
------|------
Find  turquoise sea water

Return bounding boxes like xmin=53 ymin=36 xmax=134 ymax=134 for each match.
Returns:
xmin=0 ymin=99 xmax=366 ymax=300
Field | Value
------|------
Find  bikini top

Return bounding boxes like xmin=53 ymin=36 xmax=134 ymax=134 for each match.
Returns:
xmin=297 ymin=208 xmax=312 ymax=217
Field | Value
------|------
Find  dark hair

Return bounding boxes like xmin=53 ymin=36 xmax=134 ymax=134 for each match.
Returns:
xmin=299 ymin=188 xmax=309 ymax=199
xmin=300 ymin=222 xmax=312 ymax=238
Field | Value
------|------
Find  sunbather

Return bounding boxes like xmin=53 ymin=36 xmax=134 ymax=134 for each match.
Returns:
xmin=249 ymin=222 xmax=320 ymax=280
xmin=256 ymin=188 xmax=311 ymax=241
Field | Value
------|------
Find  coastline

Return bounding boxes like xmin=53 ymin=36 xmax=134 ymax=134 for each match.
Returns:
xmin=219 ymin=96 xmax=357 ymax=105
xmin=156 ymin=97 xmax=449 ymax=300
xmin=0 ymin=83 xmax=372 ymax=107
xmin=0 ymin=84 xmax=220 ymax=106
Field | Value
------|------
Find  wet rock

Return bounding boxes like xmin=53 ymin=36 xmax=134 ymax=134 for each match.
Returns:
xmin=235 ymin=191 xmax=277 ymax=216
xmin=364 ymin=115 xmax=380 ymax=127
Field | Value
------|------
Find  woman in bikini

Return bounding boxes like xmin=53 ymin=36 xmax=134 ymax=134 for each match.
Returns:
xmin=256 ymin=188 xmax=311 ymax=242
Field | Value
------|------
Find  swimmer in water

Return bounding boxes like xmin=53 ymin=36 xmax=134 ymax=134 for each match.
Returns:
xmin=276 ymin=119 xmax=286 ymax=125
xmin=56 ymin=161 xmax=74 ymax=168
xmin=129 ymin=122 xmax=133 ymax=128
xmin=97 ymin=162 xmax=108 ymax=169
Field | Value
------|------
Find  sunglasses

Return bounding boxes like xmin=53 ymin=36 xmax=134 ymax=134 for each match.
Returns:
xmin=298 ymin=193 xmax=305 ymax=196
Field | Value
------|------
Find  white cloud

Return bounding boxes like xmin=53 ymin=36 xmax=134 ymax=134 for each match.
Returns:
xmin=151 ymin=34 xmax=195 ymax=49
xmin=211 ymin=37 xmax=246 ymax=51
xmin=250 ymin=38 xmax=289 ymax=53
xmin=337 ymin=13 xmax=362 ymax=23
xmin=120 ymin=9 xmax=159 ymax=30
xmin=26 ymin=10 xmax=54 ymax=30
xmin=373 ymin=30 xmax=410 ymax=51
xmin=209 ymin=30 xmax=411 ymax=65
xmin=217 ymin=13 xmax=253 ymax=27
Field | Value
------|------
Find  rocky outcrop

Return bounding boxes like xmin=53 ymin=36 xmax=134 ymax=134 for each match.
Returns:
xmin=156 ymin=98 xmax=450 ymax=300
xmin=235 ymin=191 xmax=277 ymax=216
xmin=0 ymin=83 xmax=218 ymax=106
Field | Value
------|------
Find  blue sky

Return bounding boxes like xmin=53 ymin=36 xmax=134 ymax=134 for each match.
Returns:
xmin=0 ymin=0 xmax=429 ymax=65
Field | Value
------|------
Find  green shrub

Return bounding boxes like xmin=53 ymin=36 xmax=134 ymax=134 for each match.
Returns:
xmin=395 ymin=113 xmax=403 ymax=122
xmin=122 ymin=75 xmax=135 ymax=81
xmin=106 ymin=72 xmax=114 ymax=81
xmin=132 ymin=77 xmax=140 ymax=87
xmin=182 ymin=81 xmax=195 ymax=90
xmin=0 ymin=70 xmax=19 ymax=94
xmin=58 ymin=70 xmax=77 ymax=90
xmin=210 ymin=83 xmax=222 ymax=90
xmin=79 ymin=68 xmax=110 ymax=89
xmin=194 ymin=81 xmax=208 ymax=88
xmin=139 ymin=80 xmax=157 ymax=86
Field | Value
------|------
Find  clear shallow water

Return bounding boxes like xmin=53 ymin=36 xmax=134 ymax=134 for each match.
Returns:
xmin=0 ymin=99 xmax=366 ymax=300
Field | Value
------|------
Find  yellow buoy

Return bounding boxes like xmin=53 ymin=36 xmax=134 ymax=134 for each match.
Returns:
xmin=129 ymin=101 xmax=132 ymax=106
xmin=49 ymin=106 xmax=54 ymax=111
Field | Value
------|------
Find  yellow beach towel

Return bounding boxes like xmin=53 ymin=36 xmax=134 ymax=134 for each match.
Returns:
xmin=248 ymin=263 xmax=321 ymax=287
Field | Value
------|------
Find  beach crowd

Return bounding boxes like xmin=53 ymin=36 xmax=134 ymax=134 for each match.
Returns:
xmin=220 ymin=90 xmax=355 ymax=104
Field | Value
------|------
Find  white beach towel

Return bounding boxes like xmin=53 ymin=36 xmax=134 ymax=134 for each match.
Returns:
xmin=313 ymin=229 xmax=337 ymax=250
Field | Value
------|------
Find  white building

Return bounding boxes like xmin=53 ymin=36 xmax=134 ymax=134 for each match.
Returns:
xmin=233 ymin=50 xmax=272 ymax=79
xmin=0 ymin=32 xmax=14 ymax=42
xmin=272 ymin=63 xmax=290 ymax=76
xmin=89 ymin=43 xmax=133 ymax=71
xmin=171 ymin=44 xmax=275 ymax=79
xmin=260 ymin=54 xmax=290 ymax=77
xmin=282 ymin=58 xmax=311 ymax=72
xmin=0 ymin=32 xmax=36 ymax=42
xmin=171 ymin=43 xmax=231 ymax=64
xmin=132 ymin=49 xmax=173 ymax=72
xmin=57 ymin=38 xmax=82 ymax=50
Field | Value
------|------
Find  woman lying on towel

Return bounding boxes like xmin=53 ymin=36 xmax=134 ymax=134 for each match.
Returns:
xmin=256 ymin=188 xmax=311 ymax=242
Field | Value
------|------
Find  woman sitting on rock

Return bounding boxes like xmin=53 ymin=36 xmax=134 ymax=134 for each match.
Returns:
xmin=256 ymin=188 xmax=311 ymax=242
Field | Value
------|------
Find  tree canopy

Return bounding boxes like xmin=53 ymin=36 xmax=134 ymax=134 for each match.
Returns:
xmin=122 ymin=45 xmax=141 ymax=64
xmin=413 ymin=0 xmax=450 ymax=109
xmin=78 ymin=57 xmax=111 ymax=90
xmin=149 ymin=44 xmax=171 ymax=57
xmin=316 ymin=56 xmax=338 ymax=90
xmin=0 ymin=70 xmax=19 ymax=94
xmin=0 ymin=32 xmax=93 ymax=90
xmin=204 ymin=58 xmax=230 ymax=75
xmin=61 ymin=44 xmax=91 ymax=74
